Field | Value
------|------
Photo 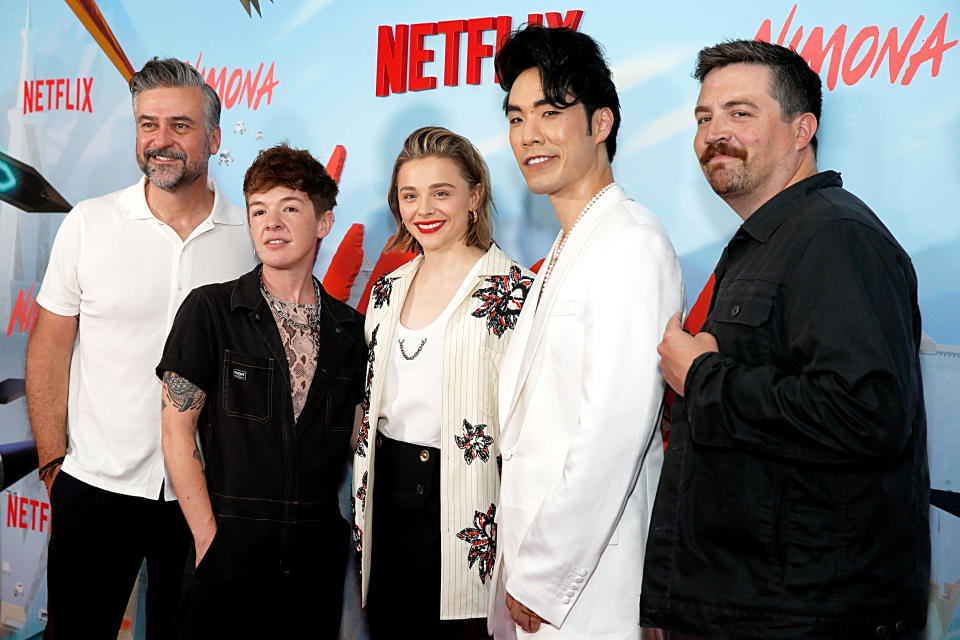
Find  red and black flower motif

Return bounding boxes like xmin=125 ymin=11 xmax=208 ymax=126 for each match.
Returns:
xmin=371 ymin=276 xmax=398 ymax=309
xmin=356 ymin=325 xmax=379 ymax=458
xmin=455 ymin=419 xmax=494 ymax=465
xmin=356 ymin=471 xmax=368 ymax=511
xmin=471 ymin=265 xmax=533 ymax=337
xmin=456 ymin=503 xmax=497 ymax=583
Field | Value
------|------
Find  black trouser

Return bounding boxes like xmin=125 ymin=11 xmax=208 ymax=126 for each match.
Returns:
xmin=366 ymin=434 xmax=489 ymax=640
xmin=178 ymin=513 xmax=349 ymax=639
xmin=45 ymin=471 xmax=189 ymax=640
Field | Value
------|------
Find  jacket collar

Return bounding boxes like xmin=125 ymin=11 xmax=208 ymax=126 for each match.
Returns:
xmin=741 ymin=171 xmax=841 ymax=243
xmin=229 ymin=264 xmax=356 ymax=327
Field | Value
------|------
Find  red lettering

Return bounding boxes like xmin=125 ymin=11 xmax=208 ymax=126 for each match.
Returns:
xmin=6 ymin=495 xmax=17 ymax=528
xmin=45 ymin=79 xmax=54 ymax=110
xmin=55 ymin=79 xmax=64 ymax=110
xmin=22 ymin=81 xmax=32 ymax=114
xmin=376 ymin=24 xmax=409 ymax=96
xmin=253 ymin=63 xmax=278 ymax=109
xmin=66 ymin=77 xmax=75 ymax=110
xmin=544 ymin=10 xmax=584 ymax=30
xmin=409 ymin=22 xmax=438 ymax=91
xmin=18 ymin=496 xmax=27 ymax=528
xmin=80 ymin=77 xmax=93 ymax=112
xmin=34 ymin=81 xmax=43 ymax=112
xmin=870 ymin=19 xmax=924 ymax=82
xmin=241 ymin=66 xmax=263 ymax=109
xmin=224 ymin=69 xmax=243 ymax=109
xmin=437 ymin=20 xmax=467 ymax=86
xmin=466 ymin=18 xmax=496 ymax=85
xmin=800 ymin=25 xmax=848 ymax=90
xmin=842 ymin=26 xmax=879 ymax=85
xmin=40 ymin=502 xmax=50 ymax=533
xmin=902 ymin=13 xmax=958 ymax=85
xmin=6 ymin=284 xmax=38 ymax=338
xmin=527 ymin=14 xmax=544 ymax=27
xmin=28 ymin=499 xmax=39 ymax=531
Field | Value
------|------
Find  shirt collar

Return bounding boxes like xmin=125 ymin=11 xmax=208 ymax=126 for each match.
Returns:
xmin=119 ymin=175 xmax=246 ymax=226
xmin=230 ymin=265 xmax=356 ymax=326
xmin=741 ymin=170 xmax=842 ymax=243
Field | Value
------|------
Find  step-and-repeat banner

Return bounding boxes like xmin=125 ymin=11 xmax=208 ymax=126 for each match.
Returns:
xmin=0 ymin=1 xmax=957 ymax=638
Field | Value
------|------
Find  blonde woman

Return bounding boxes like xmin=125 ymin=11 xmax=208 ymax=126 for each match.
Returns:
xmin=353 ymin=127 xmax=533 ymax=639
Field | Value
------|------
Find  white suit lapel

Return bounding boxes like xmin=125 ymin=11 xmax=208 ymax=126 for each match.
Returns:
xmin=499 ymin=184 xmax=628 ymax=445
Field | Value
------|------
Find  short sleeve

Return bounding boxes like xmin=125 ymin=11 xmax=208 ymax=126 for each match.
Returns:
xmin=36 ymin=207 xmax=84 ymax=317
xmin=156 ymin=288 xmax=219 ymax=393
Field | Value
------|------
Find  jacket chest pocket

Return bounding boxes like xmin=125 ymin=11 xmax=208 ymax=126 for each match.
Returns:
xmin=708 ymin=279 xmax=778 ymax=364
xmin=222 ymin=350 xmax=274 ymax=423
xmin=320 ymin=367 xmax=362 ymax=431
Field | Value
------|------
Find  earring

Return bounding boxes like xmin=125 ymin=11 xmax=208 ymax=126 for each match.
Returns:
xmin=469 ymin=210 xmax=478 ymax=225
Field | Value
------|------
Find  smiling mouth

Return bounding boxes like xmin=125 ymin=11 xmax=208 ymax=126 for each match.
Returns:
xmin=525 ymin=156 xmax=552 ymax=166
xmin=415 ymin=220 xmax=445 ymax=233
xmin=265 ymin=239 xmax=288 ymax=245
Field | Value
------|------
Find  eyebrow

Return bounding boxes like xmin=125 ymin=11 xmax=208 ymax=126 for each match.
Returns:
xmin=137 ymin=114 xmax=200 ymax=124
xmin=696 ymin=99 xmax=761 ymax=114
xmin=505 ymin=98 xmax=562 ymax=114
xmin=246 ymin=196 xmax=306 ymax=208
xmin=399 ymin=183 xmax=458 ymax=191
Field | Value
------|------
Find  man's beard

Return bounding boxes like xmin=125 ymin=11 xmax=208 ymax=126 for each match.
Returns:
xmin=699 ymin=142 xmax=751 ymax=198
xmin=138 ymin=147 xmax=206 ymax=191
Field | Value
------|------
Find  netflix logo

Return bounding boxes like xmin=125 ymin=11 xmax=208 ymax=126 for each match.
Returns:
xmin=23 ymin=77 xmax=93 ymax=114
xmin=6 ymin=493 xmax=51 ymax=534
xmin=376 ymin=10 xmax=584 ymax=96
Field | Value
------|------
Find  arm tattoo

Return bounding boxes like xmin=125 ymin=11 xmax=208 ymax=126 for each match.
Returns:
xmin=193 ymin=445 xmax=205 ymax=475
xmin=162 ymin=371 xmax=206 ymax=413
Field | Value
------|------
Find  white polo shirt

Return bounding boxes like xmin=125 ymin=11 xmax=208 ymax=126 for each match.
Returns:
xmin=37 ymin=176 xmax=258 ymax=500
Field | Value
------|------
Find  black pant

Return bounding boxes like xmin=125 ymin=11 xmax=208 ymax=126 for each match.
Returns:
xmin=366 ymin=435 xmax=489 ymax=640
xmin=46 ymin=471 xmax=189 ymax=640
xmin=178 ymin=516 xmax=348 ymax=640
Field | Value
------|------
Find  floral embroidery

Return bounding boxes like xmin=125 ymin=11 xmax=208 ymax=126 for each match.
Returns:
xmin=356 ymin=471 xmax=368 ymax=511
xmin=455 ymin=419 xmax=494 ymax=465
xmin=472 ymin=265 xmax=533 ymax=337
xmin=457 ymin=504 xmax=497 ymax=583
xmin=356 ymin=324 xmax=379 ymax=457
xmin=371 ymin=276 xmax=398 ymax=309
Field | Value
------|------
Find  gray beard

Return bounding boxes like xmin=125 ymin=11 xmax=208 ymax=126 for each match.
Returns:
xmin=138 ymin=152 xmax=206 ymax=191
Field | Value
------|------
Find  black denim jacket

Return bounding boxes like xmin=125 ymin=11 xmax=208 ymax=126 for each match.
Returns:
xmin=640 ymin=172 xmax=930 ymax=639
xmin=158 ymin=265 xmax=366 ymax=524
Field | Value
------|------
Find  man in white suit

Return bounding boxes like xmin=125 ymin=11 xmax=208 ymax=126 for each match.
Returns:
xmin=488 ymin=26 xmax=685 ymax=639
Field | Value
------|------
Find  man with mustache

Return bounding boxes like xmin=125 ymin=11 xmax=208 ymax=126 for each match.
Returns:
xmin=639 ymin=40 xmax=929 ymax=639
xmin=25 ymin=57 xmax=255 ymax=639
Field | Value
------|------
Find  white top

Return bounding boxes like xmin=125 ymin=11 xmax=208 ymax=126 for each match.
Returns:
xmin=377 ymin=257 xmax=483 ymax=448
xmin=37 ymin=176 xmax=258 ymax=500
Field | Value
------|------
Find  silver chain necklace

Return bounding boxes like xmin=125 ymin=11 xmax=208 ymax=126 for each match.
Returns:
xmin=540 ymin=183 xmax=615 ymax=293
xmin=259 ymin=267 xmax=321 ymax=330
xmin=399 ymin=337 xmax=427 ymax=360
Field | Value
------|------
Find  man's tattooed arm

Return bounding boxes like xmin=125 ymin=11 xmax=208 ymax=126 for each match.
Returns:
xmin=162 ymin=371 xmax=207 ymax=413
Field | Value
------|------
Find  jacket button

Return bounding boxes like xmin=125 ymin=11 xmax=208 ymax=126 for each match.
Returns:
xmin=730 ymin=304 xmax=741 ymax=317
xmin=416 ymin=484 xmax=425 ymax=495
xmin=335 ymin=327 xmax=342 ymax=333
xmin=875 ymin=625 xmax=889 ymax=638
xmin=894 ymin=621 xmax=904 ymax=632
xmin=419 ymin=449 xmax=430 ymax=462
xmin=376 ymin=436 xmax=383 ymax=448
xmin=255 ymin=313 xmax=261 ymax=320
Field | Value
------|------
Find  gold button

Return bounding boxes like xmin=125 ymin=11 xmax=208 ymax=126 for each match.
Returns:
xmin=419 ymin=449 xmax=430 ymax=462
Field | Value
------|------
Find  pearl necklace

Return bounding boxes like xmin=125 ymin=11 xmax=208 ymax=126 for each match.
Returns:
xmin=540 ymin=183 xmax=616 ymax=293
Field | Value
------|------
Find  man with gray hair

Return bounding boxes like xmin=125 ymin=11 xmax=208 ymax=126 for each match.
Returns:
xmin=25 ymin=57 xmax=255 ymax=638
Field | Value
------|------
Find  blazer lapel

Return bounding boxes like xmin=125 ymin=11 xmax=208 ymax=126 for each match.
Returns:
xmin=499 ymin=184 xmax=628 ymax=441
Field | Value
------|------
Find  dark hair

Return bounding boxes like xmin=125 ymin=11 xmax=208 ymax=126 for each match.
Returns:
xmin=386 ymin=126 xmax=493 ymax=254
xmin=243 ymin=143 xmax=338 ymax=217
xmin=694 ymin=40 xmax=822 ymax=153
xmin=495 ymin=25 xmax=621 ymax=161
xmin=129 ymin=57 xmax=220 ymax=133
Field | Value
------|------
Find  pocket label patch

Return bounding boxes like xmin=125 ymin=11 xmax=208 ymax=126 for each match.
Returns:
xmin=232 ymin=368 xmax=247 ymax=381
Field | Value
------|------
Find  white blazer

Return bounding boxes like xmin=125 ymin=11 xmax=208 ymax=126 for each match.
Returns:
xmin=488 ymin=184 xmax=684 ymax=639
xmin=353 ymin=244 xmax=534 ymax=619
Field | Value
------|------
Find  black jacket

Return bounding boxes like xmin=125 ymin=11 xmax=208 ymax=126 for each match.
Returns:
xmin=639 ymin=172 xmax=929 ymax=639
